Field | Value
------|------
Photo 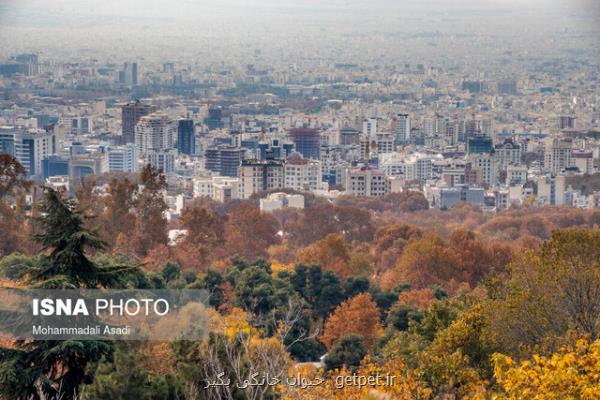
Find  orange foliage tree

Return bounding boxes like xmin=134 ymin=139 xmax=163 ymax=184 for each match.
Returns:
xmin=381 ymin=233 xmax=460 ymax=290
xmin=132 ymin=165 xmax=169 ymax=256
xmin=223 ymin=203 xmax=280 ymax=260
xmin=321 ymin=293 xmax=383 ymax=350
xmin=101 ymin=177 xmax=137 ymax=248
xmin=299 ymin=233 xmax=352 ymax=279
xmin=372 ymin=224 xmax=423 ymax=274
xmin=175 ymin=203 xmax=225 ymax=270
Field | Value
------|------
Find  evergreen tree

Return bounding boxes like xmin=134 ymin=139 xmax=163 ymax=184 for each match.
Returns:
xmin=324 ymin=334 xmax=367 ymax=371
xmin=0 ymin=188 xmax=135 ymax=399
xmin=81 ymin=342 xmax=181 ymax=400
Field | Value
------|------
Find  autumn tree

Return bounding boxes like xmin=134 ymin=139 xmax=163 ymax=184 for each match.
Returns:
xmin=176 ymin=203 xmax=225 ymax=269
xmin=415 ymin=305 xmax=495 ymax=398
xmin=0 ymin=153 xmax=30 ymax=200
xmin=223 ymin=203 xmax=279 ymax=260
xmin=321 ymin=293 xmax=383 ymax=350
xmin=487 ymin=228 xmax=600 ymax=356
xmin=0 ymin=202 xmax=22 ymax=256
xmin=101 ymin=177 xmax=137 ymax=248
xmin=448 ymin=229 xmax=512 ymax=287
xmin=180 ymin=204 xmax=224 ymax=248
xmin=280 ymin=356 xmax=431 ymax=400
xmin=372 ymin=224 xmax=423 ymax=273
xmin=493 ymin=339 xmax=600 ymax=399
xmin=132 ymin=165 xmax=168 ymax=256
xmin=392 ymin=191 xmax=430 ymax=212
xmin=381 ymin=233 xmax=460 ymax=290
xmin=286 ymin=204 xmax=374 ymax=247
xmin=172 ymin=308 xmax=290 ymax=400
xmin=0 ymin=155 xmax=31 ymax=255
xmin=299 ymin=233 xmax=352 ymax=279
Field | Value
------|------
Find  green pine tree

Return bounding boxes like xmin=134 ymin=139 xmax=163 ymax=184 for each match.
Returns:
xmin=0 ymin=188 xmax=136 ymax=399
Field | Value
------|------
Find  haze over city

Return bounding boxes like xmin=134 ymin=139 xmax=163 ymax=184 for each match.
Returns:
xmin=1 ymin=1 xmax=600 ymax=399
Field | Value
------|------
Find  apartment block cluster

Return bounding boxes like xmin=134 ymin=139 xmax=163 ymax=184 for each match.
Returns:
xmin=1 ymin=53 xmax=599 ymax=213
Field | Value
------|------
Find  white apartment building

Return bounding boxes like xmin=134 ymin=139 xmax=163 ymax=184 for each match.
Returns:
xmin=376 ymin=133 xmax=395 ymax=154
xmin=495 ymin=139 xmax=522 ymax=168
xmin=135 ymin=112 xmax=175 ymax=156
xmin=344 ymin=167 xmax=387 ymax=197
xmin=260 ymin=192 xmax=305 ymax=212
xmin=106 ymin=143 xmax=138 ymax=172
xmin=468 ymin=153 xmax=497 ymax=187
xmin=238 ymin=160 xmax=285 ymax=199
xmin=506 ymin=164 xmax=528 ymax=185
xmin=193 ymin=176 xmax=241 ymax=202
xmin=544 ymin=138 xmax=573 ymax=174
xmin=284 ymin=157 xmax=322 ymax=191
xmin=572 ymin=151 xmax=594 ymax=174
xmin=362 ymin=117 xmax=378 ymax=136
xmin=380 ymin=152 xmax=434 ymax=182
xmin=145 ymin=148 xmax=176 ymax=174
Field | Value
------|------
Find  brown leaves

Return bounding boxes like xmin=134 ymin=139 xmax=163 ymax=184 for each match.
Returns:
xmin=322 ymin=293 xmax=383 ymax=351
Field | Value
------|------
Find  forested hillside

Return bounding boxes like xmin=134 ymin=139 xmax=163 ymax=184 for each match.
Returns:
xmin=1 ymin=158 xmax=600 ymax=399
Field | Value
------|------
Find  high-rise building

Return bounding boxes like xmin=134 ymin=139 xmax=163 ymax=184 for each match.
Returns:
xmin=362 ymin=118 xmax=378 ymax=136
xmin=176 ymin=119 xmax=196 ymax=155
xmin=204 ymin=145 xmax=242 ymax=177
xmin=536 ymin=175 xmax=566 ymax=206
xmin=119 ymin=62 xmax=138 ymax=86
xmin=467 ymin=136 xmax=493 ymax=155
xmin=66 ymin=116 xmax=91 ymax=135
xmin=0 ymin=54 xmax=38 ymax=77
xmin=106 ymin=144 xmax=138 ymax=172
xmin=134 ymin=113 xmax=175 ymax=156
xmin=339 ymin=127 xmax=360 ymax=145
xmin=287 ymin=128 xmax=320 ymax=160
xmin=204 ymin=106 xmax=224 ymax=131
xmin=544 ymin=138 xmax=573 ymax=174
xmin=497 ymin=79 xmax=518 ymax=96
xmin=145 ymin=148 xmax=176 ymax=174
xmin=257 ymin=138 xmax=295 ymax=161
xmin=462 ymin=80 xmax=484 ymax=93
xmin=559 ymin=116 xmax=576 ymax=130
xmin=394 ymin=114 xmax=411 ymax=144
xmin=121 ymin=101 xmax=156 ymax=144
xmin=467 ymin=153 xmax=497 ymax=187
xmin=0 ymin=126 xmax=16 ymax=155
xmin=572 ymin=151 xmax=593 ymax=174
xmin=239 ymin=159 xmax=285 ymax=199
xmin=13 ymin=129 xmax=56 ymax=177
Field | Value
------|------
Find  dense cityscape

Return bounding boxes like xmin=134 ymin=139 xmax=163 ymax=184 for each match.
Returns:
xmin=1 ymin=1 xmax=600 ymax=399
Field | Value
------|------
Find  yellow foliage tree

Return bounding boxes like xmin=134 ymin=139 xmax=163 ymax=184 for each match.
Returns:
xmin=493 ymin=339 xmax=600 ymax=399
xmin=280 ymin=356 xmax=431 ymax=400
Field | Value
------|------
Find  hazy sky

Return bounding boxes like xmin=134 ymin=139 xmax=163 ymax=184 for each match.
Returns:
xmin=1 ymin=0 xmax=599 ymax=19
xmin=0 ymin=0 xmax=598 ymax=61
